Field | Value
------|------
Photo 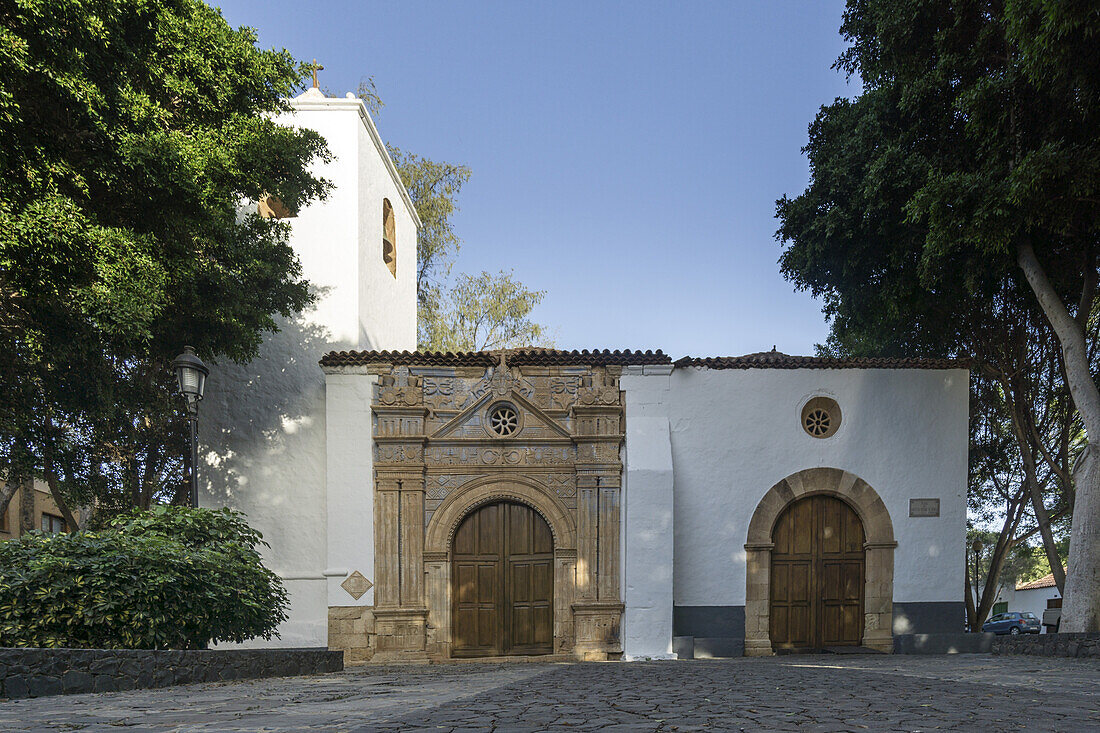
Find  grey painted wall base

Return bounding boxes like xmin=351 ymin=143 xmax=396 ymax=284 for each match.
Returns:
xmin=674 ymin=606 xmax=745 ymax=639
xmin=672 ymin=636 xmax=695 ymax=660
xmin=673 ymin=607 xmax=746 ymax=659
xmin=0 ymin=647 xmax=343 ymax=699
xmin=993 ymin=633 xmax=1100 ymax=658
xmin=673 ymin=636 xmax=744 ymax=659
xmin=893 ymin=633 xmax=994 ymax=654
xmin=892 ymin=602 xmax=966 ymax=635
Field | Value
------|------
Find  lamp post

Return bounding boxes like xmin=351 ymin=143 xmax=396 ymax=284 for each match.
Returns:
xmin=172 ymin=346 xmax=209 ymax=508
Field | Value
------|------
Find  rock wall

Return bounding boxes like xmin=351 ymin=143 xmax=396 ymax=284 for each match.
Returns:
xmin=992 ymin=632 xmax=1100 ymax=658
xmin=0 ymin=648 xmax=343 ymax=699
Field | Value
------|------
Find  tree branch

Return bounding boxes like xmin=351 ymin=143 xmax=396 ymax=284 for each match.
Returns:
xmin=1018 ymin=240 xmax=1100 ymax=440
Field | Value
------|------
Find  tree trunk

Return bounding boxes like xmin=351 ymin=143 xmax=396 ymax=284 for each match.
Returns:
xmin=42 ymin=466 xmax=79 ymax=533
xmin=1018 ymin=241 xmax=1100 ymax=632
xmin=1006 ymin=380 xmax=1068 ymax=594
xmin=965 ymin=558 xmax=977 ymax=630
xmin=1026 ymin=478 xmax=1067 ymax=593
xmin=1067 ymin=448 xmax=1100 ymax=632
xmin=977 ymin=534 xmax=1015 ymax=626
xmin=0 ymin=474 xmax=20 ymax=523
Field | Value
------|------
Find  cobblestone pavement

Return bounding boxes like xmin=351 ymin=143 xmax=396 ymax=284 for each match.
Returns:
xmin=2 ymin=654 xmax=1099 ymax=732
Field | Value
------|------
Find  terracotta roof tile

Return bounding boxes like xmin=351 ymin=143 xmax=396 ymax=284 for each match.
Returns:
xmin=674 ymin=352 xmax=968 ymax=370
xmin=1015 ymin=568 xmax=1066 ymax=591
xmin=322 ymin=348 xmax=964 ymax=370
xmin=506 ymin=349 xmax=670 ymax=366
xmin=320 ymin=350 xmax=498 ymax=367
xmin=320 ymin=348 xmax=671 ymax=368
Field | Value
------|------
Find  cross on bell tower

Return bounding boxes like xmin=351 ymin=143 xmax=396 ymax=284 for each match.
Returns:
xmin=310 ymin=59 xmax=324 ymax=89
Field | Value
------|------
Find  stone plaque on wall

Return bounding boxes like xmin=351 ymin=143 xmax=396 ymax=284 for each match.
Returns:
xmin=909 ymin=498 xmax=940 ymax=517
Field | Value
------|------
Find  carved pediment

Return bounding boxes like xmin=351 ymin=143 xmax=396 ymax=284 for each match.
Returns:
xmin=432 ymin=390 xmax=571 ymax=441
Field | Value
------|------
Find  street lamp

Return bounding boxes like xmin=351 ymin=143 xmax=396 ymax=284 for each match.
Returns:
xmin=172 ymin=346 xmax=209 ymax=508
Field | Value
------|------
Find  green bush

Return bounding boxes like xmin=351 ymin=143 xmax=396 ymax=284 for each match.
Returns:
xmin=0 ymin=506 xmax=288 ymax=649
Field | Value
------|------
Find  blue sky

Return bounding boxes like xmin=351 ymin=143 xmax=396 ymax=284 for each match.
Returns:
xmin=213 ymin=1 xmax=857 ymax=358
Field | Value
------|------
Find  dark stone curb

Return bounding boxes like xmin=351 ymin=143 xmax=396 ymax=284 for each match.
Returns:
xmin=992 ymin=632 xmax=1100 ymax=658
xmin=0 ymin=647 xmax=343 ymax=699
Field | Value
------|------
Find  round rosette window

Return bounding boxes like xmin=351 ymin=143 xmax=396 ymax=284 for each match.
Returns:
xmin=801 ymin=396 xmax=841 ymax=439
xmin=487 ymin=403 xmax=520 ymax=437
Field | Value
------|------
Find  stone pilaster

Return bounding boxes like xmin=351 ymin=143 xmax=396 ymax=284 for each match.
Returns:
xmin=863 ymin=542 xmax=897 ymax=652
xmin=575 ymin=474 xmax=599 ymax=603
xmin=597 ymin=474 xmax=621 ymax=601
xmin=424 ymin=551 xmax=450 ymax=658
xmin=743 ymin=542 xmax=774 ymax=656
xmin=371 ymin=368 xmax=430 ymax=660
xmin=572 ymin=388 xmax=625 ymax=660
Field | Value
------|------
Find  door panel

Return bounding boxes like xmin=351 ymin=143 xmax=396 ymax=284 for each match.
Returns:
xmin=770 ymin=495 xmax=865 ymax=651
xmin=452 ymin=501 xmax=554 ymax=657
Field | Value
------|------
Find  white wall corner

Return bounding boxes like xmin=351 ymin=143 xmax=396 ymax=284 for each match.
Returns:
xmin=325 ymin=372 xmax=376 ymax=609
xmin=623 ymin=416 xmax=675 ymax=660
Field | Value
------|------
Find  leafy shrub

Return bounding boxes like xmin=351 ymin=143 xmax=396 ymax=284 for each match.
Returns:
xmin=0 ymin=507 xmax=288 ymax=649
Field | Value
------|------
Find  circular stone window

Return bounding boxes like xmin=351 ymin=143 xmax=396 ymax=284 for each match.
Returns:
xmin=801 ymin=396 xmax=841 ymax=439
xmin=487 ymin=403 xmax=520 ymax=437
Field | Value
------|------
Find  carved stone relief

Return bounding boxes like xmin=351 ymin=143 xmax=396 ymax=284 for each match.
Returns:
xmin=365 ymin=355 xmax=627 ymax=662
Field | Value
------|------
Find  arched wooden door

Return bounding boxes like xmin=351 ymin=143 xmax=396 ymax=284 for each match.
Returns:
xmin=452 ymin=501 xmax=554 ymax=657
xmin=770 ymin=495 xmax=865 ymax=652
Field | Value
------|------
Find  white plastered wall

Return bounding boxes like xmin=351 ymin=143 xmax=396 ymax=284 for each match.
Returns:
xmin=621 ymin=365 xmax=676 ymax=660
xmin=619 ymin=366 xmax=968 ymax=655
xmin=200 ymin=91 xmax=416 ymax=647
xmin=324 ymin=373 xmax=376 ymax=609
xmin=666 ymin=367 xmax=968 ymax=609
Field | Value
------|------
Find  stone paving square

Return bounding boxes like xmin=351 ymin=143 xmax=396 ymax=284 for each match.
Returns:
xmin=1 ymin=655 xmax=1098 ymax=732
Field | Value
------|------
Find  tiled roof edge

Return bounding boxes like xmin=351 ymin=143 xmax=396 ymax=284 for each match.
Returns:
xmin=320 ymin=350 xmax=499 ymax=367
xmin=507 ymin=349 xmax=671 ymax=366
xmin=1015 ymin=567 xmax=1066 ymax=591
xmin=672 ymin=355 xmax=971 ymax=370
xmin=320 ymin=348 xmax=671 ymax=368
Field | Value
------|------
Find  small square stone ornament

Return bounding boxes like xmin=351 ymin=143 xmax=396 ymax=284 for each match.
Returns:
xmin=341 ymin=570 xmax=373 ymax=600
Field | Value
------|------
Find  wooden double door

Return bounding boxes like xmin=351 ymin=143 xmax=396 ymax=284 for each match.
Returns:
xmin=770 ymin=495 xmax=865 ymax=651
xmin=452 ymin=501 xmax=554 ymax=657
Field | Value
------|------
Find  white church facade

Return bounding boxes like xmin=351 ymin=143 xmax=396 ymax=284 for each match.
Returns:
xmin=201 ymin=88 xmax=968 ymax=661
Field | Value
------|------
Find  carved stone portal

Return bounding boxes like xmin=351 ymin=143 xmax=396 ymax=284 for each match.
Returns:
xmin=364 ymin=351 xmax=626 ymax=661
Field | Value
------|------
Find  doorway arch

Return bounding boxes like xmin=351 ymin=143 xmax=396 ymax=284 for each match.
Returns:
xmin=744 ymin=468 xmax=896 ymax=655
xmin=423 ymin=479 xmax=578 ymax=658
xmin=451 ymin=501 xmax=554 ymax=657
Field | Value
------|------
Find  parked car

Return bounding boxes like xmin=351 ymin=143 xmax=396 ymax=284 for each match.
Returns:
xmin=981 ymin=612 xmax=1041 ymax=635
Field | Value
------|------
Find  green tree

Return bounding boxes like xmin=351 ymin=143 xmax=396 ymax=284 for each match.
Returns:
xmin=421 ymin=270 xmax=552 ymax=352
xmin=0 ymin=0 xmax=331 ymax=524
xmin=386 ymin=146 xmax=472 ymax=346
xmin=776 ymin=0 xmax=1100 ymax=628
xmin=385 ymin=145 xmax=551 ymax=352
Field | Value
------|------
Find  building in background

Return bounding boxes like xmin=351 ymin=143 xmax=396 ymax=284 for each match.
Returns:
xmin=0 ymin=480 xmax=80 ymax=539
xmin=1001 ymin=570 xmax=1064 ymax=633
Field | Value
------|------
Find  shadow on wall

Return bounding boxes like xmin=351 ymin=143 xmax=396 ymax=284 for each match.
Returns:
xmin=200 ymin=290 xmax=345 ymax=507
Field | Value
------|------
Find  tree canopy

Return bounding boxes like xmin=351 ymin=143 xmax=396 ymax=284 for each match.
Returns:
xmin=0 ymin=0 xmax=330 ymax=522
xmin=777 ymin=0 xmax=1100 ymax=629
xmin=386 ymin=142 xmax=551 ymax=353
xmin=421 ymin=270 xmax=552 ymax=352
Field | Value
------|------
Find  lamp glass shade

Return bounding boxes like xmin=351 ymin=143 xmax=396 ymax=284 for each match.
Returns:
xmin=171 ymin=347 xmax=209 ymax=400
xmin=177 ymin=366 xmax=206 ymax=398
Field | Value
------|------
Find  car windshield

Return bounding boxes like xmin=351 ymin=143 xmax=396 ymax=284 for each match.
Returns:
xmin=1023 ymin=613 xmax=1037 ymax=619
